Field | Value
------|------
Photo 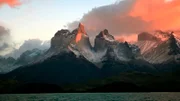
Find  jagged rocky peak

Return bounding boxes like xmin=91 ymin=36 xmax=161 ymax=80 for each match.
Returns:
xmin=112 ymin=41 xmax=141 ymax=61
xmin=75 ymin=23 xmax=89 ymax=43
xmin=96 ymin=29 xmax=115 ymax=41
xmin=54 ymin=29 xmax=71 ymax=36
xmin=73 ymin=23 xmax=92 ymax=50
xmin=77 ymin=23 xmax=87 ymax=35
xmin=154 ymin=30 xmax=171 ymax=39
xmin=69 ymin=23 xmax=105 ymax=63
xmin=167 ymin=33 xmax=180 ymax=55
xmin=94 ymin=29 xmax=139 ymax=61
xmin=50 ymin=29 xmax=77 ymax=51
xmin=36 ymin=28 xmax=79 ymax=63
xmin=94 ymin=29 xmax=115 ymax=52
xmin=138 ymin=32 xmax=161 ymax=41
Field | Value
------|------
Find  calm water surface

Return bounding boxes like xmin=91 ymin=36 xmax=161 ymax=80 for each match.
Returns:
xmin=0 ymin=93 xmax=180 ymax=101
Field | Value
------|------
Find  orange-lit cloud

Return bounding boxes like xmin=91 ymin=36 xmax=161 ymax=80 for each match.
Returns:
xmin=67 ymin=0 xmax=150 ymax=42
xmin=130 ymin=0 xmax=180 ymax=30
xmin=0 ymin=0 xmax=21 ymax=7
xmin=68 ymin=0 xmax=180 ymax=42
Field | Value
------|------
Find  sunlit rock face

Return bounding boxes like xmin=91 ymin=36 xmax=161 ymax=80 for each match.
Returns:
xmin=50 ymin=23 xmax=91 ymax=54
xmin=69 ymin=23 xmax=105 ymax=63
xmin=68 ymin=23 xmax=138 ymax=63
xmin=39 ymin=23 xmax=141 ymax=63
xmin=75 ymin=23 xmax=92 ymax=50
xmin=75 ymin=23 xmax=87 ymax=43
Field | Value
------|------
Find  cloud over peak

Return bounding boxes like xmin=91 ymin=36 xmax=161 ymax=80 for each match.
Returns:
xmin=68 ymin=0 xmax=180 ymax=42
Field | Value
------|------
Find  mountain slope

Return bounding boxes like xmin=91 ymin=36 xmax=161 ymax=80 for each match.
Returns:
xmin=0 ymin=49 xmax=46 ymax=73
xmin=0 ymin=57 xmax=17 ymax=73
xmin=143 ymin=34 xmax=180 ymax=64
xmin=3 ymin=51 xmax=158 ymax=86
xmin=5 ymin=52 xmax=102 ymax=85
xmin=69 ymin=23 xmax=100 ymax=62
xmin=2 ymin=23 xmax=180 ymax=88
xmin=94 ymin=29 xmax=140 ymax=62
xmin=135 ymin=32 xmax=162 ymax=55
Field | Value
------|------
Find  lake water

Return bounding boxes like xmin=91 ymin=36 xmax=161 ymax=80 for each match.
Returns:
xmin=0 ymin=93 xmax=180 ymax=101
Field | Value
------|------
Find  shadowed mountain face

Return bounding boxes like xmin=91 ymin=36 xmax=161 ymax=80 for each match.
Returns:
xmin=0 ymin=48 xmax=46 ymax=73
xmin=94 ymin=29 xmax=115 ymax=52
xmin=168 ymin=34 xmax=180 ymax=55
xmin=0 ymin=24 xmax=158 ymax=85
xmin=5 ymin=52 xmax=102 ymax=85
xmin=50 ymin=29 xmax=76 ymax=53
xmin=3 ymin=50 xmax=157 ymax=86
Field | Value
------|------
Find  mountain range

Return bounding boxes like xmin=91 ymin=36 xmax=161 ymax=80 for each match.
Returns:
xmin=0 ymin=48 xmax=46 ymax=73
xmin=0 ymin=23 xmax=180 ymax=93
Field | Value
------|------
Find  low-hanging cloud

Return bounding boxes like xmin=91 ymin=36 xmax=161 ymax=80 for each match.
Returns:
xmin=68 ymin=0 xmax=180 ymax=42
xmin=0 ymin=26 xmax=50 ymax=58
xmin=0 ymin=26 xmax=14 ymax=55
xmin=6 ymin=39 xmax=50 ymax=58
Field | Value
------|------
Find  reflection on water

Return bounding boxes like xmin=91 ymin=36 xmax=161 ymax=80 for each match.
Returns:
xmin=0 ymin=93 xmax=180 ymax=101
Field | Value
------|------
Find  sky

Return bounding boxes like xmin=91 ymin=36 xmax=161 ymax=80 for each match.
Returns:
xmin=1 ymin=0 xmax=179 ymax=43
xmin=0 ymin=0 xmax=117 ymax=42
